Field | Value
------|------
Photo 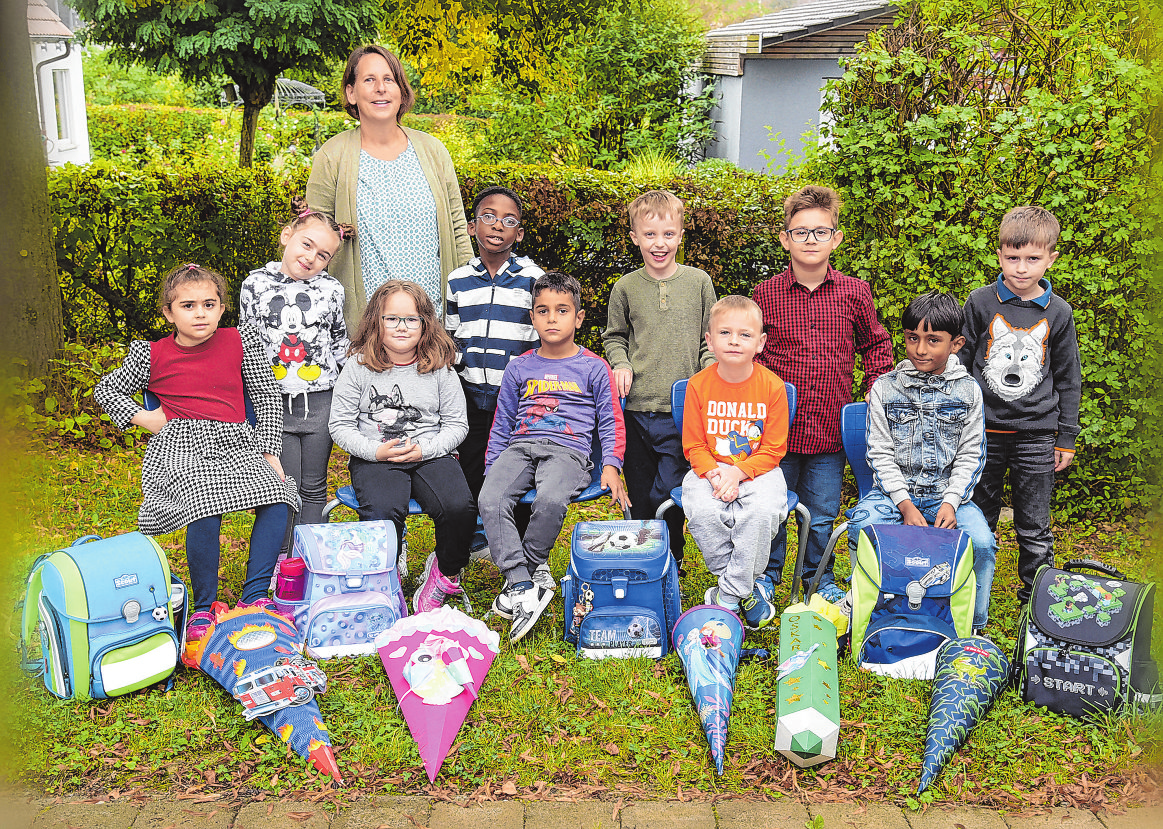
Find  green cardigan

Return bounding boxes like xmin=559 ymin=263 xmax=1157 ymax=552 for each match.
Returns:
xmin=306 ymin=126 xmax=474 ymax=330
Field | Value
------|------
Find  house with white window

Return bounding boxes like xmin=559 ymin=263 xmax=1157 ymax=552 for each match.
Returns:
xmin=703 ymin=0 xmax=895 ymax=172
xmin=28 ymin=0 xmax=90 ymax=166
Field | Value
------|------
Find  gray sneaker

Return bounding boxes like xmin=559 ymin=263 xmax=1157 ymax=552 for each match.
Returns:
xmin=491 ymin=563 xmax=553 ymax=619
xmin=507 ymin=580 xmax=554 ymax=644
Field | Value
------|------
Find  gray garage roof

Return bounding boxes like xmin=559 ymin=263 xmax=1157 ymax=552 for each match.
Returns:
xmin=706 ymin=0 xmax=897 ymax=76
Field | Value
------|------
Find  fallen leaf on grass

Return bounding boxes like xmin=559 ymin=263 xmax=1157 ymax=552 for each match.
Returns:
xmin=500 ymin=780 xmax=518 ymax=796
xmin=603 ymin=742 xmax=620 ymax=755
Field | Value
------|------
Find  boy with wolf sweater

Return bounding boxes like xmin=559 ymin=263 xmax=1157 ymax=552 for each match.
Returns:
xmin=961 ymin=206 xmax=1081 ymax=605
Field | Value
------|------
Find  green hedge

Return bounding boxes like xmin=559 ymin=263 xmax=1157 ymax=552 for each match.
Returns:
xmin=86 ymin=104 xmax=468 ymax=168
xmin=49 ymin=157 xmax=797 ymax=351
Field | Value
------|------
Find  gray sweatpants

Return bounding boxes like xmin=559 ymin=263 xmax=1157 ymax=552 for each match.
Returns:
xmin=479 ymin=439 xmax=591 ymax=584
xmin=682 ymin=466 xmax=788 ymax=604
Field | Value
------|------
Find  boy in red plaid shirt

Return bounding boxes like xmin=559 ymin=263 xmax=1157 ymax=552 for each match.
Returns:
xmin=751 ymin=185 xmax=893 ymax=601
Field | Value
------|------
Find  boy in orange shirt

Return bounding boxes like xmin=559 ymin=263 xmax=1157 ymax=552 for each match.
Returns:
xmin=681 ymin=296 xmax=789 ymax=629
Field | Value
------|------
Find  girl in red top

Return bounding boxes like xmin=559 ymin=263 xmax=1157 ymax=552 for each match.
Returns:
xmin=95 ymin=264 xmax=300 ymax=666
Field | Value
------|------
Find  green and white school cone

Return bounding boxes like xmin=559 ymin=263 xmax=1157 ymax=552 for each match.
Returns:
xmin=774 ymin=605 xmax=840 ymax=767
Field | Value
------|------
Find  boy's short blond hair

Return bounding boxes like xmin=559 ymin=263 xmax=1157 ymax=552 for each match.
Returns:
xmin=999 ymin=206 xmax=1060 ymax=252
xmin=628 ymin=190 xmax=684 ymax=230
xmin=783 ymin=185 xmax=842 ymax=228
xmin=708 ymin=295 xmax=762 ymax=330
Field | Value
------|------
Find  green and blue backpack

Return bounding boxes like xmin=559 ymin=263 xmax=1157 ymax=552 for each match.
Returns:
xmin=20 ymin=533 xmax=186 ymax=700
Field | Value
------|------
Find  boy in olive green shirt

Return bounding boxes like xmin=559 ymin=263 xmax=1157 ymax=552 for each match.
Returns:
xmin=602 ymin=190 xmax=717 ymax=574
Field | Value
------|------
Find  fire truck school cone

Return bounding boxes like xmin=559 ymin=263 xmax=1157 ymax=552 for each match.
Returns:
xmin=672 ymin=605 xmax=744 ymax=775
xmin=196 ymin=602 xmax=342 ymax=784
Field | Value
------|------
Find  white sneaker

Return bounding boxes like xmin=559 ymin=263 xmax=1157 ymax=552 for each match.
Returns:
xmin=507 ymin=580 xmax=554 ymax=644
xmin=491 ymin=563 xmax=553 ymax=619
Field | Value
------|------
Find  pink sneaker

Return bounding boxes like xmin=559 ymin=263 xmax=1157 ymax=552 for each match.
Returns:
xmin=414 ymin=556 xmax=463 ymax=614
xmin=238 ymin=597 xmax=296 ymax=628
xmin=182 ymin=610 xmax=214 ymax=668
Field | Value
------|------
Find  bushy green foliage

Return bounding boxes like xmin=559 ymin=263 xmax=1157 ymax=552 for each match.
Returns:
xmin=47 ymin=157 xmax=794 ymax=346
xmin=85 ymin=105 xmax=473 ymax=172
xmin=472 ymin=0 xmax=715 ymax=169
xmin=806 ymin=0 xmax=1162 ymax=517
xmin=13 ymin=343 xmax=138 ymax=450
xmin=82 ymin=48 xmax=219 ymax=108
xmin=50 ymin=158 xmax=305 ymax=342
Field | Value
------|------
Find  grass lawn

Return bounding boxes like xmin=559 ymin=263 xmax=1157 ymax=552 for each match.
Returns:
xmin=3 ymin=438 xmax=1159 ymax=809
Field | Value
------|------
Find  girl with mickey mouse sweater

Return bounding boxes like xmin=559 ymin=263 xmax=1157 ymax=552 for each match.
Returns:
xmin=239 ymin=196 xmax=351 ymax=526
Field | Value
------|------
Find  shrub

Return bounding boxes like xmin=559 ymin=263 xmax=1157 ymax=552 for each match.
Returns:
xmin=48 ymin=157 xmax=795 ymax=349
xmin=806 ymin=0 xmax=1162 ymax=518
xmin=14 ymin=343 xmax=140 ymax=450
xmin=85 ymin=104 xmax=469 ymax=171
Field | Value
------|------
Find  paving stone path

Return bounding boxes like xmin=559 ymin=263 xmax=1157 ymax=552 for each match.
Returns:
xmin=4 ymin=792 xmax=1159 ymax=829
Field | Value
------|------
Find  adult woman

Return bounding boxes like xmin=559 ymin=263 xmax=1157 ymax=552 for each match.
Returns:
xmin=307 ymin=45 xmax=473 ymax=330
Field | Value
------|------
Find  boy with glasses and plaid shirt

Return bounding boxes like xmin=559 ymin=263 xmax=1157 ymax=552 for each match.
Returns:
xmin=751 ymin=185 xmax=893 ymax=603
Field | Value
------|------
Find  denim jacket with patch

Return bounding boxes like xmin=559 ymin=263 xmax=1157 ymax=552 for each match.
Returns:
xmin=866 ymin=355 xmax=986 ymax=510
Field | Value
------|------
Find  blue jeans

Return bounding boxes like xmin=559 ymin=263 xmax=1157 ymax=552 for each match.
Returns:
xmin=847 ymin=488 xmax=997 ymax=629
xmin=971 ymin=430 xmax=1056 ymax=603
xmin=763 ymin=451 xmax=845 ymax=590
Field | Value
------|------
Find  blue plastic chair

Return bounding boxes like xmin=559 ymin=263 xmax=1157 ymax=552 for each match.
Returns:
xmin=654 ymin=379 xmax=812 ymax=586
xmin=811 ymin=402 xmax=872 ymax=597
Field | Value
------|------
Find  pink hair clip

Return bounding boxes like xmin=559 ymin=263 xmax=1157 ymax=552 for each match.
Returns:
xmin=184 ymin=263 xmax=198 ymax=270
xmin=298 ymin=208 xmax=315 ymax=218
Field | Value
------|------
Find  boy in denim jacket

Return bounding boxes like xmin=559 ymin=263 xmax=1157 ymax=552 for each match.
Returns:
xmin=846 ymin=291 xmax=997 ymax=631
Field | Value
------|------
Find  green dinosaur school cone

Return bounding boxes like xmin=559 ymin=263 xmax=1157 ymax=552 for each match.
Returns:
xmin=918 ymin=636 xmax=1009 ymax=794
xmin=774 ymin=607 xmax=840 ymax=768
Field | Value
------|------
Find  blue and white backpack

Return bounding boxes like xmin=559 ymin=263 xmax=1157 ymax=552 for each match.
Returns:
xmin=285 ymin=521 xmax=408 ymax=659
xmin=562 ymin=520 xmax=683 ymax=659
xmin=849 ymin=524 xmax=976 ymax=679
xmin=20 ymin=533 xmax=186 ymax=700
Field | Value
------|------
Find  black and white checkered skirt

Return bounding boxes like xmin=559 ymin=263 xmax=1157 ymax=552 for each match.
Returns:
xmin=139 ymin=418 xmax=301 ymax=535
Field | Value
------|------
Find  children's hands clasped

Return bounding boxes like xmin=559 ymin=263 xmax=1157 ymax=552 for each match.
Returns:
xmin=707 ymin=462 xmax=746 ymax=503
xmin=376 ymin=437 xmax=424 ymax=463
xmin=601 ymin=465 xmax=632 ymax=513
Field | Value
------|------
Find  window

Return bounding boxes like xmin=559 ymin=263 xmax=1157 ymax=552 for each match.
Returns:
xmin=52 ymin=68 xmax=72 ymax=145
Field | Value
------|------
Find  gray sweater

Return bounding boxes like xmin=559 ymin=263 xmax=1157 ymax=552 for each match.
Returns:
xmin=328 ymin=357 xmax=468 ymax=462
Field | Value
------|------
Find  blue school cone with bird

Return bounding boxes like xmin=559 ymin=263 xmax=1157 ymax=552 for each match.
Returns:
xmin=672 ymin=605 xmax=744 ymax=775
xmin=918 ymin=636 xmax=1009 ymax=794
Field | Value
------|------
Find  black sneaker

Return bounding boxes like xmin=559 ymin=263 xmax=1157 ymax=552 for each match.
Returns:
xmin=507 ymin=580 xmax=554 ymax=644
xmin=491 ymin=564 xmax=553 ymax=620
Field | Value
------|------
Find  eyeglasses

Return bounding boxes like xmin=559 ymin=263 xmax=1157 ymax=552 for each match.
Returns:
xmin=475 ymin=212 xmax=520 ymax=229
xmin=785 ymin=227 xmax=837 ymax=243
xmin=381 ymin=315 xmax=422 ymax=329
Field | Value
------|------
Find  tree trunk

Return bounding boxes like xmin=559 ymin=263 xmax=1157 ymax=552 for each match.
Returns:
xmin=1 ymin=0 xmax=64 ymax=377
xmin=237 ymin=78 xmax=276 ymax=167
